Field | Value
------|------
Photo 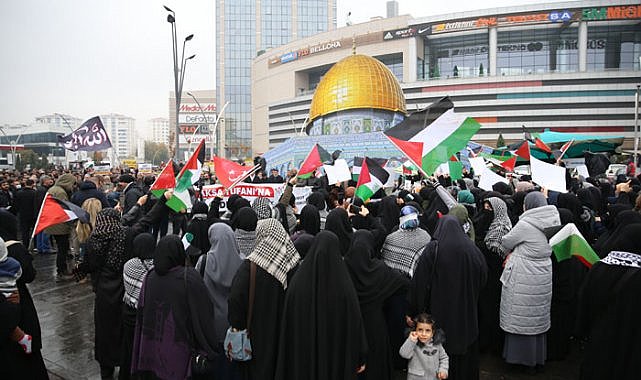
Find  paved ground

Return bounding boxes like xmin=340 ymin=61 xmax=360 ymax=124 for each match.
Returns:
xmin=30 ymin=253 xmax=582 ymax=380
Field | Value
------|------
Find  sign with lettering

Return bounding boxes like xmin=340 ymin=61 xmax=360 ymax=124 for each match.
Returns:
xmin=582 ymin=5 xmax=641 ymax=20
xmin=200 ymin=183 xmax=312 ymax=212
xmin=178 ymin=114 xmax=217 ymax=125
xmin=180 ymin=103 xmax=216 ymax=113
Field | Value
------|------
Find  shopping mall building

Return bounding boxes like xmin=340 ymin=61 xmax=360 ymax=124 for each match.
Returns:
xmin=252 ymin=0 xmax=640 ymax=165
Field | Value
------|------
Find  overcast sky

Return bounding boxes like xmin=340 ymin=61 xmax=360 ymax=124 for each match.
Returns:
xmin=0 ymin=0 xmax=560 ymax=132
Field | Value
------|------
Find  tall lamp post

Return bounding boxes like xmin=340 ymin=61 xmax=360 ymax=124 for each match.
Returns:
xmin=186 ymin=92 xmax=229 ymax=158
xmin=164 ymin=5 xmax=195 ymax=160
xmin=0 ymin=127 xmax=23 ymax=169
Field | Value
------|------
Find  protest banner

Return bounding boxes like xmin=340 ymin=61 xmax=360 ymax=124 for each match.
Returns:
xmin=200 ymin=183 xmax=312 ymax=213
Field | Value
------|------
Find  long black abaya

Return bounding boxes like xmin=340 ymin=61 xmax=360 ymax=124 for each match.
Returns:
xmin=276 ymin=231 xmax=367 ymax=380
xmin=345 ymin=230 xmax=408 ymax=380
xmin=577 ymin=224 xmax=641 ymax=379
xmin=410 ymin=215 xmax=488 ymax=380
xmin=325 ymin=208 xmax=353 ymax=256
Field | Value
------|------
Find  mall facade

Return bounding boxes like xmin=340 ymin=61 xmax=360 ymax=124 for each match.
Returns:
xmin=252 ymin=0 xmax=641 ymax=157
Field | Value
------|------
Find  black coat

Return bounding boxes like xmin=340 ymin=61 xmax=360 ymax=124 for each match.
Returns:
xmin=13 ymin=187 xmax=36 ymax=224
xmin=122 ymin=183 xmax=144 ymax=214
xmin=70 ymin=181 xmax=110 ymax=208
xmin=228 ymin=260 xmax=296 ymax=380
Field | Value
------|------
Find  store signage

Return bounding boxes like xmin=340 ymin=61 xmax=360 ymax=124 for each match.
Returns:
xmin=582 ymin=5 xmax=641 ymax=20
xmin=178 ymin=134 xmax=212 ymax=144
xmin=280 ymin=51 xmax=297 ymax=63
xmin=309 ymin=40 xmax=341 ymax=53
xmin=179 ymin=125 xmax=211 ymax=134
xmin=178 ymin=114 xmax=217 ymax=124
xmin=432 ymin=20 xmax=477 ymax=34
xmin=549 ymin=10 xmax=573 ymax=22
xmin=497 ymin=42 xmax=544 ymax=52
xmin=383 ymin=27 xmax=417 ymax=40
xmin=180 ymin=103 xmax=216 ymax=113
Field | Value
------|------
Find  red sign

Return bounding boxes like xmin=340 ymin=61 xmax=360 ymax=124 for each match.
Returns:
xmin=180 ymin=103 xmax=216 ymax=113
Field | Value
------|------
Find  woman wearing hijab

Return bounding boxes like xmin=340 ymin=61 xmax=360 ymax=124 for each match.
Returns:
xmin=0 ymin=209 xmax=48 ymax=379
xmin=131 ymin=235 xmax=219 ymax=380
xmin=499 ymin=192 xmax=560 ymax=371
xmin=594 ymin=210 xmax=641 ymax=258
xmin=306 ymin=191 xmax=329 ymax=229
xmin=120 ymin=233 xmax=156 ymax=380
xmin=80 ymin=193 xmax=171 ymax=379
xmin=228 ymin=218 xmax=300 ymax=380
xmin=409 ymin=215 xmax=487 ymax=380
xmin=184 ymin=201 xmax=212 ymax=265
xmin=325 ymin=208 xmax=353 ymax=256
xmin=381 ymin=205 xmax=431 ymax=277
xmin=345 ymin=230 xmax=408 ymax=380
xmin=275 ymin=231 xmax=367 ymax=380
xmin=232 ymin=207 xmax=258 ymax=259
xmin=291 ymin=204 xmax=320 ymax=242
xmin=476 ymin=197 xmax=512 ymax=354
xmin=376 ymin=195 xmax=400 ymax=234
xmin=251 ymin=197 xmax=272 ymax=220
xmin=196 ymin=223 xmax=242 ymax=344
xmin=577 ymin=223 xmax=641 ymax=379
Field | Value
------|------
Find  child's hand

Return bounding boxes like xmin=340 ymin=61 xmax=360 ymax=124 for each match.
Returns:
xmin=437 ymin=371 xmax=448 ymax=379
xmin=409 ymin=331 xmax=419 ymax=342
xmin=18 ymin=334 xmax=32 ymax=354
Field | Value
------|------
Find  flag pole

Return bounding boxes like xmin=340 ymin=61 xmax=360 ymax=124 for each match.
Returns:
xmin=227 ymin=165 xmax=261 ymax=191
xmin=31 ymin=194 xmax=50 ymax=240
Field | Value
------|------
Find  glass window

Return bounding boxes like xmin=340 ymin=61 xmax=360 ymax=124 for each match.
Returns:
xmin=424 ymin=33 xmax=489 ymax=79
xmin=496 ymin=26 xmax=578 ymax=76
xmin=375 ymin=53 xmax=404 ymax=82
xmin=587 ymin=23 xmax=641 ymax=72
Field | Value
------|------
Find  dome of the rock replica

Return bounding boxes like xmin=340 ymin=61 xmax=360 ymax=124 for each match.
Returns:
xmin=306 ymin=54 xmax=407 ymax=135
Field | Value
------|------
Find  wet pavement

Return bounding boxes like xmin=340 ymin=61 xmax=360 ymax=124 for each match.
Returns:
xmin=30 ymin=253 xmax=582 ymax=380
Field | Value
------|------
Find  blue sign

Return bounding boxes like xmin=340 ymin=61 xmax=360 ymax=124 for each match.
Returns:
xmin=280 ymin=51 xmax=298 ymax=63
xmin=549 ymin=10 xmax=573 ymax=22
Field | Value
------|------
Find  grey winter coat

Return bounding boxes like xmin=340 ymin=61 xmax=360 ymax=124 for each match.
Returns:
xmin=399 ymin=333 xmax=449 ymax=380
xmin=45 ymin=174 xmax=77 ymax=236
xmin=499 ymin=205 xmax=560 ymax=335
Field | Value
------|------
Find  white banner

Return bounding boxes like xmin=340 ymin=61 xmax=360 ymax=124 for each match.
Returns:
xmin=200 ymin=183 xmax=313 ymax=213
xmin=138 ymin=163 xmax=152 ymax=174
xmin=531 ymin=156 xmax=567 ymax=193
xmin=323 ymin=159 xmax=352 ymax=184
xmin=477 ymin=166 xmax=509 ymax=191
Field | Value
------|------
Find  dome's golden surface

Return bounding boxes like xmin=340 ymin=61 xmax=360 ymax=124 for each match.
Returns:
xmin=308 ymin=54 xmax=406 ymax=122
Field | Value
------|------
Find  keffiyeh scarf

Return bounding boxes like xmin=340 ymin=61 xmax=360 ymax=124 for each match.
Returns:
xmin=89 ymin=208 xmax=128 ymax=271
xmin=601 ymin=251 xmax=641 ymax=268
xmin=484 ymin=197 xmax=512 ymax=257
xmin=248 ymin=218 xmax=300 ymax=288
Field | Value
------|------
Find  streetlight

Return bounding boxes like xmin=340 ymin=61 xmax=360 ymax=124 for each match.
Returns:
xmin=164 ymin=5 xmax=195 ymax=160
xmin=0 ymin=127 xmax=23 ymax=169
xmin=186 ymin=92 xmax=228 ymax=159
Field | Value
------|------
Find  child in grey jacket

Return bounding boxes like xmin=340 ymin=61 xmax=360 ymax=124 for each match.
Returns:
xmin=400 ymin=313 xmax=449 ymax=380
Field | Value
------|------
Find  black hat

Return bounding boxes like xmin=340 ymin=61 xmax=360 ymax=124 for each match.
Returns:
xmin=119 ymin=174 xmax=135 ymax=183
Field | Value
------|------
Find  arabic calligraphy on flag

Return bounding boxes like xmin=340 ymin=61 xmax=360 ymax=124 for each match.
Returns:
xmin=57 ymin=116 xmax=112 ymax=151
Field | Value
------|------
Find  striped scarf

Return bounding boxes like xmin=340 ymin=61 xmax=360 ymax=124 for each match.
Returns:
xmin=484 ymin=197 xmax=512 ymax=257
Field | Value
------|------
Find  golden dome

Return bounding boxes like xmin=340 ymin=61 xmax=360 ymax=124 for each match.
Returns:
xmin=308 ymin=54 xmax=406 ymax=122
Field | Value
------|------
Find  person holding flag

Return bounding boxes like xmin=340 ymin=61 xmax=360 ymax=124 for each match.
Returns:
xmin=44 ymin=173 xmax=77 ymax=279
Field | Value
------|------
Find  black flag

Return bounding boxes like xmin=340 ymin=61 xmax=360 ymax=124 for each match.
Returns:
xmin=57 ymin=116 xmax=112 ymax=151
xmin=584 ymin=152 xmax=611 ymax=177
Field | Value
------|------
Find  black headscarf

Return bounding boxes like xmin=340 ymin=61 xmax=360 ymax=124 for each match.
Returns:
xmin=306 ymin=191 xmax=327 ymax=212
xmin=410 ymin=215 xmax=488 ymax=355
xmin=133 ymin=233 xmax=156 ymax=260
xmin=557 ymin=208 xmax=576 ymax=226
xmin=298 ymin=205 xmax=320 ymax=235
xmin=0 ymin=209 xmax=18 ymax=240
xmin=325 ymin=208 xmax=353 ymax=256
xmin=422 ymin=189 xmax=449 ymax=235
xmin=275 ymin=230 xmax=367 ymax=379
xmin=153 ymin=235 xmax=185 ymax=275
xmin=608 ymin=223 xmax=641 ymax=255
xmin=345 ymin=230 xmax=408 ymax=308
xmin=377 ymin=195 xmax=400 ymax=233
xmin=596 ymin=211 xmax=641 ymax=258
xmin=232 ymin=207 xmax=258 ymax=231
xmin=293 ymin=234 xmax=314 ymax=259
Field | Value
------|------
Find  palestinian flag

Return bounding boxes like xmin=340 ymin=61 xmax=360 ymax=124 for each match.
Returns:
xmin=448 ymin=155 xmax=463 ymax=180
xmin=549 ymin=223 xmax=600 ymax=268
xmin=298 ymin=144 xmax=331 ymax=179
xmin=355 ymin=157 xmax=390 ymax=202
xmin=166 ymin=139 xmax=206 ymax=212
xmin=553 ymin=139 xmax=574 ymax=162
xmin=214 ymin=156 xmax=258 ymax=189
xmin=352 ymin=156 xmax=387 ymax=181
xmin=501 ymin=156 xmax=518 ymax=172
xmin=33 ymin=194 xmax=90 ymax=237
xmin=384 ymin=97 xmax=482 ymax=176
xmin=514 ymin=140 xmax=531 ymax=160
xmin=534 ymin=138 xmax=552 ymax=154
xmin=150 ymin=160 xmax=179 ymax=198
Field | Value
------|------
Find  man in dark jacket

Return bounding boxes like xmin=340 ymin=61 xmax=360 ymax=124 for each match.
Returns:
xmin=117 ymin=174 xmax=144 ymax=215
xmin=71 ymin=177 xmax=110 ymax=209
xmin=267 ymin=168 xmax=284 ymax=183
xmin=0 ymin=180 xmax=13 ymax=210
xmin=14 ymin=179 xmax=37 ymax=247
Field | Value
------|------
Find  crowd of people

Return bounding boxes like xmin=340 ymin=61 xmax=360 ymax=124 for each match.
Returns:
xmin=0 ymin=161 xmax=640 ymax=380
